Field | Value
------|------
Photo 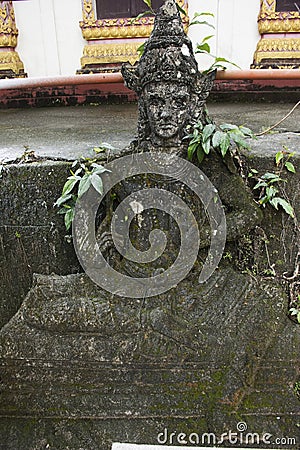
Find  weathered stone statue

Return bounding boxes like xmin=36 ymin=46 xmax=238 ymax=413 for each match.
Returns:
xmin=0 ymin=1 xmax=299 ymax=448
xmin=122 ymin=0 xmax=213 ymax=150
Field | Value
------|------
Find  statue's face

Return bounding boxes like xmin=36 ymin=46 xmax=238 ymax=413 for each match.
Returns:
xmin=144 ymin=82 xmax=190 ymax=144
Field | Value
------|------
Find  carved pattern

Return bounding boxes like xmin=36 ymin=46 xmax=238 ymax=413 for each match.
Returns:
xmin=0 ymin=1 xmax=25 ymax=77
xmin=260 ymin=0 xmax=276 ymax=14
xmin=79 ymin=0 xmax=188 ymax=71
xmin=81 ymin=42 xmax=142 ymax=66
xmin=253 ymin=0 xmax=300 ymax=68
xmin=0 ymin=1 xmax=18 ymax=47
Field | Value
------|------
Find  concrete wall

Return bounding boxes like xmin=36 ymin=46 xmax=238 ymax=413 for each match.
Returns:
xmin=13 ymin=0 xmax=261 ymax=77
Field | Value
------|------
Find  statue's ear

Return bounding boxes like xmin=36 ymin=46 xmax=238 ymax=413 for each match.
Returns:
xmin=121 ymin=64 xmax=141 ymax=93
xmin=195 ymin=69 xmax=217 ymax=102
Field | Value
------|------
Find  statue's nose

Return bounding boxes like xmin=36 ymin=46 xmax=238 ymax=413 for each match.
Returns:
xmin=160 ymin=107 xmax=171 ymax=119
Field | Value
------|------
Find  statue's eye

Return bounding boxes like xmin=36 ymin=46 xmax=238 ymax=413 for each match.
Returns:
xmin=173 ymin=97 xmax=187 ymax=108
xmin=150 ymin=98 xmax=162 ymax=107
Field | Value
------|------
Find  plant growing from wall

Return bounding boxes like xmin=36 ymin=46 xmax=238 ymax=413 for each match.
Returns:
xmin=289 ymin=294 xmax=300 ymax=324
xmin=248 ymin=147 xmax=296 ymax=218
xmin=185 ymin=121 xmax=254 ymax=164
xmin=54 ymin=151 xmax=110 ymax=231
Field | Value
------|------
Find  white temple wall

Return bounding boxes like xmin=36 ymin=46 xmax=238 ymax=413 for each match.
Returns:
xmin=13 ymin=0 xmax=261 ymax=77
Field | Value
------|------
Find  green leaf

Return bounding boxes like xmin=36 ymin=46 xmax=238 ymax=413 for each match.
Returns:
xmin=142 ymin=0 xmax=152 ymax=8
xmin=239 ymin=126 xmax=254 ymax=138
xmin=212 ymin=130 xmax=226 ymax=148
xmin=195 ymin=42 xmax=211 ymax=54
xmin=253 ymin=180 xmax=268 ymax=190
xmin=214 ymin=57 xmax=241 ymax=70
xmin=54 ymin=193 xmax=73 ymax=208
xmin=230 ymin=131 xmax=250 ymax=149
xmin=78 ymin=173 xmax=92 ymax=198
xmin=137 ymin=42 xmax=146 ymax=57
xmin=131 ymin=10 xmax=153 ymax=23
xmin=62 ymin=176 xmax=80 ymax=196
xmin=91 ymin=163 xmax=109 ymax=175
xmin=201 ymin=35 xmax=214 ymax=43
xmin=261 ymin=172 xmax=281 ymax=181
xmin=269 ymin=197 xmax=295 ymax=218
xmin=202 ymin=124 xmax=216 ymax=142
xmin=201 ymin=138 xmax=211 ymax=155
xmin=259 ymin=195 xmax=269 ymax=206
xmin=219 ymin=132 xmax=231 ymax=157
xmin=187 ymin=142 xmax=198 ymax=160
xmin=285 ymin=161 xmax=296 ymax=173
xmin=219 ymin=123 xmax=239 ymax=132
xmin=193 ymin=12 xmax=215 ymax=18
xmin=250 ymin=168 xmax=259 ymax=174
xmin=275 ymin=151 xmax=284 ymax=165
xmin=90 ymin=173 xmax=103 ymax=195
xmin=265 ymin=185 xmax=278 ymax=199
xmin=176 ymin=2 xmax=186 ymax=16
xmin=98 ymin=142 xmax=117 ymax=151
xmin=64 ymin=207 xmax=75 ymax=231
xmin=93 ymin=147 xmax=105 ymax=153
xmin=289 ymin=308 xmax=299 ymax=316
xmin=190 ymin=20 xmax=215 ymax=29
xmin=197 ymin=147 xmax=205 ymax=164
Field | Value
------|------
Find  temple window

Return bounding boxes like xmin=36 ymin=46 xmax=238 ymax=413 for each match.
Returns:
xmin=78 ymin=0 xmax=188 ymax=74
xmin=95 ymin=0 xmax=164 ymax=19
xmin=275 ymin=1 xmax=300 ymax=11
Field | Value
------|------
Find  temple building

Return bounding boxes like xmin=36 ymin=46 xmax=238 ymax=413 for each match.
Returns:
xmin=1 ymin=0 xmax=299 ymax=79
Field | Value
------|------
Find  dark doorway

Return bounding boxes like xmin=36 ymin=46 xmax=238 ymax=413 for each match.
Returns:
xmin=96 ymin=0 xmax=164 ymax=19
xmin=275 ymin=1 xmax=300 ymax=11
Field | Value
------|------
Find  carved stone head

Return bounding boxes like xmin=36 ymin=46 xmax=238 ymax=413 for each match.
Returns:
xmin=122 ymin=0 xmax=215 ymax=149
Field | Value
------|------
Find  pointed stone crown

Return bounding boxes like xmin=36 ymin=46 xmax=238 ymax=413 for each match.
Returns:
xmin=122 ymin=0 xmax=199 ymax=93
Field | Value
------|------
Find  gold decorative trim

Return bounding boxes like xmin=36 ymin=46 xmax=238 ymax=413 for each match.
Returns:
xmin=253 ymin=1 xmax=300 ymax=68
xmin=79 ymin=0 xmax=189 ymax=71
xmin=0 ymin=1 xmax=18 ymax=47
xmin=258 ymin=0 xmax=300 ymax=33
xmin=81 ymin=21 xmax=156 ymax=41
xmin=80 ymin=1 xmax=188 ymax=40
xmin=0 ymin=50 xmax=25 ymax=74
xmin=253 ymin=38 xmax=300 ymax=63
xmin=0 ymin=1 xmax=26 ymax=77
xmin=81 ymin=42 xmax=142 ymax=67
xmin=260 ymin=0 xmax=276 ymax=15
xmin=258 ymin=14 xmax=300 ymax=34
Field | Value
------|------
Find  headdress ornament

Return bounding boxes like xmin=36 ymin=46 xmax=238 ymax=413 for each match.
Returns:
xmin=122 ymin=0 xmax=200 ymax=93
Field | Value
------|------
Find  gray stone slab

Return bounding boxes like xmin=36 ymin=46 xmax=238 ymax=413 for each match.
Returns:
xmin=1 ymin=102 xmax=300 ymax=163
xmin=0 ymin=104 xmax=138 ymax=163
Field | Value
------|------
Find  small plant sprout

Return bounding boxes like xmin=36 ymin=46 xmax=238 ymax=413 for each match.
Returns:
xmin=54 ymin=158 xmax=110 ymax=231
xmin=289 ymin=294 xmax=300 ymax=324
xmin=93 ymin=142 xmax=117 ymax=154
xmin=249 ymin=147 xmax=296 ymax=218
xmin=191 ymin=12 xmax=240 ymax=73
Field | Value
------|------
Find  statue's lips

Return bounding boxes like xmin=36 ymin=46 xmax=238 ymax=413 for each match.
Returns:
xmin=158 ymin=123 xmax=177 ymax=130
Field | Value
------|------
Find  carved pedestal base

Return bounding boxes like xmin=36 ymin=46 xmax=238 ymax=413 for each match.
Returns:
xmin=252 ymin=37 xmax=300 ymax=69
xmin=0 ymin=50 xmax=26 ymax=78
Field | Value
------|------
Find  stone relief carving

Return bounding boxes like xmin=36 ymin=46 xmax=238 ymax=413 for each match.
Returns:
xmin=1 ymin=4 xmax=299 ymax=440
